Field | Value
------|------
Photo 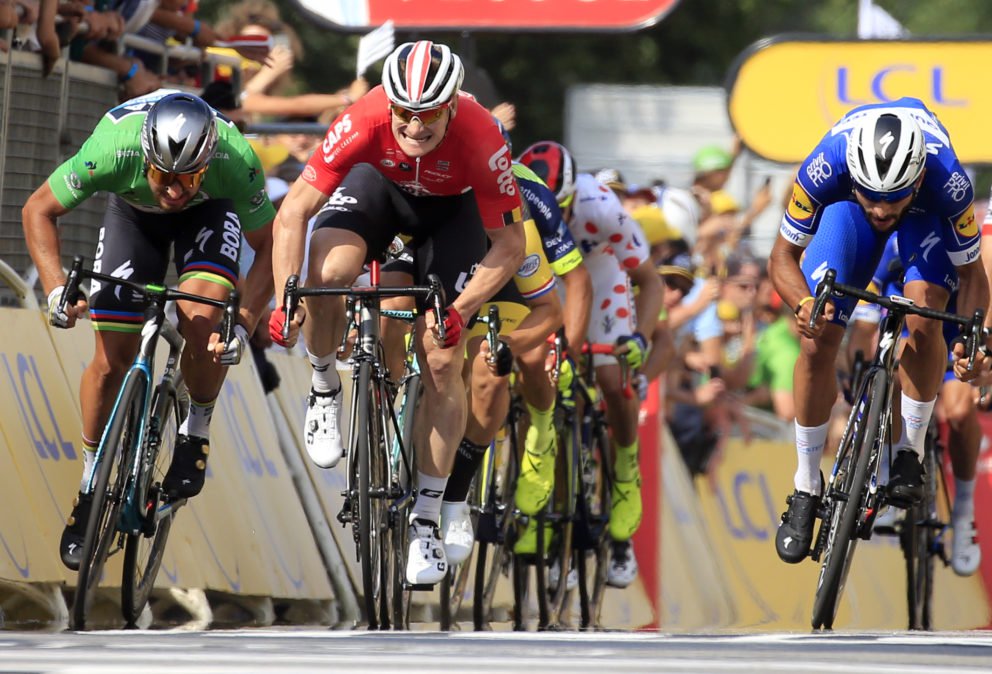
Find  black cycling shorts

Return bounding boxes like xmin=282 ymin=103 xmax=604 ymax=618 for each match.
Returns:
xmin=312 ymin=163 xmax=488 ymax=308
xmin=88 ymin=194 xmax=241 ymax=332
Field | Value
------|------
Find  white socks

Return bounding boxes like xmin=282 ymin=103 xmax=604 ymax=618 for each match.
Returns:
xmin=308 ymin=349 xmax=341 ymax=393
xmin=954 ymin=478 xmax=976 ymax=521
xmin=794 ymin=420 xmax=830 ymax=495
xmin=412 ymin=472 xmax=448 ymax=525
xmin=899 ymin=393 xmax=935 ymax=460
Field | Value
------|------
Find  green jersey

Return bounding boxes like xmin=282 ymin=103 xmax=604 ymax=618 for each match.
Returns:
xmin=49 ymin=89 xmax=274 ymax=232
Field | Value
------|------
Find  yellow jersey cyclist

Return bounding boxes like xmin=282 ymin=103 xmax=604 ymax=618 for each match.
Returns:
xmin=439 ymin=154 xmax=590 ymax=562
xmin=439 ymin=215 xmax=564 ymax=565
xmin=519 ymin=141 xmax=665 ymax=588
xmin=22 ymin=91 xmax=279 ymax=571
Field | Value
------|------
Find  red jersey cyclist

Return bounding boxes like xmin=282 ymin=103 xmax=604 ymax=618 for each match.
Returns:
xmin=269 ymin=41 xmax=525 ymax=585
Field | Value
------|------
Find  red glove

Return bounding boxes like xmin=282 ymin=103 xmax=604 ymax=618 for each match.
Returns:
xmin=439 ymin=306 xmax=464 ymax=348
xmin=268 ymin=306 xmax=292 ymax=347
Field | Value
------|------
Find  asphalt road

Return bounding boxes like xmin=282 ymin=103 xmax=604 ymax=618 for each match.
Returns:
xmin=2 ymin=629 xmax=992 ymax=673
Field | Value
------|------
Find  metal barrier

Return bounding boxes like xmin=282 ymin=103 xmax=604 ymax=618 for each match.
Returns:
xmin=119 ymin=33 xmax=242 ymax=92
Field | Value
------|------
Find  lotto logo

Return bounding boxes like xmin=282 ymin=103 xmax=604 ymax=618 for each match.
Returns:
xmin=487 ymin=146 xmax=516 ymax=197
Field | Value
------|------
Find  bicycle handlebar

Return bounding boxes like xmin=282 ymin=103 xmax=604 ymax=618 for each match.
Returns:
xmin=812 ymin=268 xmax=988 ymax=370
xmin=582 ymin=342 xmax=633 ymax=399
xmin=281 ymin=273 xmax=447 ymax=344
xmin=62 ymin=256 xmax=239 ymax=345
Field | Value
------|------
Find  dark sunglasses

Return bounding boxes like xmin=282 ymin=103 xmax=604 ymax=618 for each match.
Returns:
xmin=147 ymin=164 xmax=207 ymax=190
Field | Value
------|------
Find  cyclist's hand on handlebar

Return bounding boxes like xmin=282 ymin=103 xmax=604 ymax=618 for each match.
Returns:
xmin=47 ymin=285 xmax=86 ymax=329
xmin=431 ymin=305 xmax=464 ymax=349
xmin=951 ymin=339 xmax=990 ymax=383
xmin=211 ymin=324 xmax=250 ymax=366
xmin=480 ymin=337 xmax=513 ymax=376
xmin=795 ymin=299 xmax=835 ymax=339
xmin=615 ymin=332 xmax=648 ymax=370
xmin=268 ymin=304 xmax=306 ymax=348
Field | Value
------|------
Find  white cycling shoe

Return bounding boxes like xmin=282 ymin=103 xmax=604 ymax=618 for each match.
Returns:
xmin=951 ymin=513 xmax=981 ymax=577
xmin=304 ymin=387 xmax=344 ymax=468
xmin=441 ymin=501 xmax=474 ymax=565
xmin=406 ymin=517 xmax=448 ymax=585
xmin=549 ymin=557 xmax=578 ymax=593
xmin=606 ymin=540 xmax=639 ymax=588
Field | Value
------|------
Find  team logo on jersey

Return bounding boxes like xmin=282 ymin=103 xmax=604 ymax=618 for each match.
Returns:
xmin=248 ymin=166 xmax=258 ymax=183
xmin=787 ymin=183 xmax=815 ymax=223
xmin=954 ymin=206 xmax=978 ymax=238
xmin=250 ymin=189 xmax=267 ymax=207
xmin=399 ymin=162 xmax=412 ymax=171
xmin=487 ymin=145 xmax=516 ymax=197
xmin=381 ymin=159 xmax=396 ymax=168
xmin=943 ymin=172 xmax=969 ymax=202
xmin=805 ymin=152 xmax=832 ymax=187
xmin=437 ymin=160 xmax=450 ymax=172
xmin=302 ymin=165 xmax=317 ymax=182
xmin=518 ymin=254 xmax=541 ymax=277
xmin=84 ymin=161 xmax=97 ymax=177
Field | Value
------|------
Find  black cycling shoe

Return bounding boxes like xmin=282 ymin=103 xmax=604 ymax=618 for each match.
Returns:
xmin=60 ymin=491 xmax=93 ymax=571
xmin=775 ymin=490 xmax=820 ymax=564
xmin=162 ymin=435 xmax=210 ymax=500
xmin=886 ymin=449 xmax=924 ymax=507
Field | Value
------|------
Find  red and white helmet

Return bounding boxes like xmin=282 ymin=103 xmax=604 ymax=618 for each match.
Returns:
xmin=517 ymin=141 xmax=576 ymax=204
xmin=382 ymin=41 xmax=464 ymax=111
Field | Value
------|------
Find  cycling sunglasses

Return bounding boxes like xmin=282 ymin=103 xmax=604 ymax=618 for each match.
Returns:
xmin=389 ymin=102 xmax=449 ymax=125
xmin=146 ymin=164 xmax=207 ymax=190
xmin=853 ymin=183 xmax=916 ymax=204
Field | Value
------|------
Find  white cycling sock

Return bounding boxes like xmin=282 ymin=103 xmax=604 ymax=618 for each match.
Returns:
xmin=411 ymin=472 xmax=448 ymax=525
xmin=308 ymin=349 xmax=340 ymax=393
xmin=179 ymin=398 xmax=215 ymax=439
xmin=953 ymin=478 xmax=976 ymax=520
xmin=900 ymin=393 xmax=935 ymax=460
xmin=795 ymin=420 xmax=830 ymax=495
xmin=80 ymin=437 xmax=97 ymax=492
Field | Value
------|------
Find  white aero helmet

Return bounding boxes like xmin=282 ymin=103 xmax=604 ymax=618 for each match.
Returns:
xmin=382 ymin=41 xmax=464 ymax=111
xmin=659 ymin=186 xmax=701 ymax=246
xmin=845 ymin=108 xmax=926 ymax=199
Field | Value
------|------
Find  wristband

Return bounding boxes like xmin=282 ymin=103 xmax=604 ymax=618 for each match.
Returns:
xmin=190 ymin=19 xmax=201 ymax=38
xmin=120 ymin=61 xmax=139 ymax=83
xmin=794 ymin=295 xmax=815 ymax=316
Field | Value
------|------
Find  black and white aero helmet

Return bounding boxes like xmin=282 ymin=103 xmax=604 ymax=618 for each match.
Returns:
xmin=141 ymin=93 xmax=218 ymax=174
xmin=382 ymin=41 xmax=464 ymax=111
xmin=846 ymin=109 xmax=926 ymax=196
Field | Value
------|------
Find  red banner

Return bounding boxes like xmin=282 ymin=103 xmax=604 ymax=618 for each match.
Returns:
xmin=292 ymin=0 xmax=680 ymax=31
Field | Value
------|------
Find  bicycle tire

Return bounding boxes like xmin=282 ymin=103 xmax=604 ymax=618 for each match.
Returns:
xmin=473 ymin=425 xmax=520 ymax=630
xmin=122 ymin=377 xmax=187 ymax=626
xmin=73 ymin=373 xmax=147 ymax=630
xmin=904 ymin=434 xmax=938 ymax=630
xmin=575 ymin=418 xmax=612 ymax=630
xmin=811 ymin=369 xmax=886 ymax=630
xmin=356 ymin=361 xmax=387 ymax=629
xmin=391 ymin=373 xmax=419 ymax=630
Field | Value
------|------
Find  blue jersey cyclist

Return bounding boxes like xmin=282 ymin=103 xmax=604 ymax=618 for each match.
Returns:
xmin=768 ymin=97 xmax=991 ymax=564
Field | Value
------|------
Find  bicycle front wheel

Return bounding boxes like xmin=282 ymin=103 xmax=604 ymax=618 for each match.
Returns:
xmin=811 ymin=369 xmax=886 ymax=630
xmin=122 ymin=376 xmax=187 ymax=625
xmin=904 ymin=434 xmax=938 ymax=630
xmin=73 ymin=373 xmax=147 ymax=631
xmin=356 ymin=361 xmax=389 ymax=629
xmin=575 ymin=416 xmax=612 ymax=631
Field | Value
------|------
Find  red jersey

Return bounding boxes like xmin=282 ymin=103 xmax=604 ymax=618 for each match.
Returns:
xmin=302 ymin=86 xmax=521 ymax=230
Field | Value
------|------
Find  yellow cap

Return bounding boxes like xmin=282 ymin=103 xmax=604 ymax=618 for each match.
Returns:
xmin=709 ymin=190 xmax=740 ymax=215
xmin=248 ymin=138 xmax=290 ymax=173
xmin=631 ymin=204 xmax=680 ymax=246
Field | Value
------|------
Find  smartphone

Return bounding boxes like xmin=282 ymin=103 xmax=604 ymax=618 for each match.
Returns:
xmin=272 ymin=33 xmax=291 ymax=50
xmin=709 ymin=366 xmax=722 ymax=380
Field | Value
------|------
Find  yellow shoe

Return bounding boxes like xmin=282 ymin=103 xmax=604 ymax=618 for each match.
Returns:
xmin=514 ymin=425 xmax=556 ymax=516
xmin=609 ymin=475 xmax=643 ymax=541
xmin=513 ymin=518 xmax=552 ymax=555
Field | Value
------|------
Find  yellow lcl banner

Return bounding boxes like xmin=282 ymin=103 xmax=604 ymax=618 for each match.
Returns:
xmin=727 ymin=39 xmax=992 ymax=164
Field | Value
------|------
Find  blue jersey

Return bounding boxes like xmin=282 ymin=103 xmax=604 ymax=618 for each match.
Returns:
xmin=512 ymin=163 xmax=583 ymax=277
xmin=782 ymin=97 xmax=979 ymax=267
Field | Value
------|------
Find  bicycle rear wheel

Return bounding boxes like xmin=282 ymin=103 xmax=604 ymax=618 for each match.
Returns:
xmin=73 ymin=374 xmax=147 ymax=631
xmin=904 ymin=433 xmax=938 ymax=630
xmin=811 ymin=370 xmax=886 ymax=630
xmin=122 ymin=377 xmax=187 ymax=626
